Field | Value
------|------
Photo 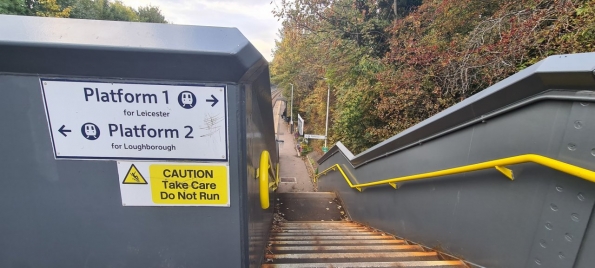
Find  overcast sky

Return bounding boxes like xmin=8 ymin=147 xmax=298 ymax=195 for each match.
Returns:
xmin=120 ymin=0 xmax=283 ymax=61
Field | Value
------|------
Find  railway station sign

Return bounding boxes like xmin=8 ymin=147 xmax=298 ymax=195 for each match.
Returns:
xmin=117 ymin=161 xmax=229 ymax=206
xmin=41 ymin=79 xmax=228 ymax=161
xmin=304 ymin=134 xmax=326 ymax=140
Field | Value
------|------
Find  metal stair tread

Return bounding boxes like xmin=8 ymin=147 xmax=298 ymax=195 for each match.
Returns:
xmin=261 ymin=260 xmax=466 ymax=267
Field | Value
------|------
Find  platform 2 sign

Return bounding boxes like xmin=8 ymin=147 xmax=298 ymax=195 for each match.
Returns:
xmin=40 ymin=79 xmax=227 ymax=161
xmin=117 ymin=162 xmax=229 ymax=206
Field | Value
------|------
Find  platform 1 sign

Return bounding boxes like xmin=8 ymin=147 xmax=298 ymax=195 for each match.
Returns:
xmin=117 ymin=162 xmax=229 ymax=206
xmin=41 ymin=79 xmax=227 ymax=161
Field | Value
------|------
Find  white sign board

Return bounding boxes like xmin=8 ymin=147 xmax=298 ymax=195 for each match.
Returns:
xmin=41 ymin=79 xmax=227 ymax=161
xmin=304 ymin=134 xmax=326 ymax=140
xmin=117 ymin=161 xmax=229 ymax=207
xmin=297 ymin=114 xmax=304 ymax=136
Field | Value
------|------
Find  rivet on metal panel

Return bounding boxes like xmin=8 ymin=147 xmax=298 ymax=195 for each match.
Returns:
xmin=545 ymin=222 xmax=553 ymax=230
xmin=539 ymin=240 xmax=547 ymax=248
xmin=559 ymin=252 xmax=566 ymax=260
xmin=565 ymin=233 xmax=573 ymax=242
xmin=571 ymin=213 xmax=579 ymax=222
xmin=388 ymin=182 xmax=398 ymax=189
xmin=578 ymin=193 xmax=586 ymax=201
xmin=567 ymin=143 xmax=577 ymax=151
xmin=550 ymin=203 xmax=558 ymax=211
xmin=494 ymin=166 xmax=514 ymax=180
xmin=556 ymin=185 xmax=564 ymax=192
xmin=591 ymin=149 xmax=595 ymax=157
xmin=574 ymin=120 xmax=583 ymax=129
xmin=535 ymin=258 xmax=542 ymax=265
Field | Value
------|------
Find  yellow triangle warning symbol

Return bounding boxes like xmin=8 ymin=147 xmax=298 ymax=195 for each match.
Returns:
xmin=122 ymin=164 xmax=148 ymax=184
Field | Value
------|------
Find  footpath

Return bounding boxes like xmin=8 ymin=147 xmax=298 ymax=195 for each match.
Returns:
xmin=273 ymin=99 xmax=315 ymax=193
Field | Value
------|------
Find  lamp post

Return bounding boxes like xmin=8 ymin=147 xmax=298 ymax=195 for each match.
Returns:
xmin=290 ymin=83 xmax=294 ymax=129
xmin=323 ymin=78 xmax=330 ymax=152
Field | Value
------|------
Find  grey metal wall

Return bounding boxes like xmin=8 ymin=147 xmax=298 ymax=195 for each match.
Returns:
xmin=0 ymin=15 xmax=275 ymax=267
xmin=318 ymin=53 xmax=595 ymax=268
xmin=242 ymin=65 xmax=278 ymax=268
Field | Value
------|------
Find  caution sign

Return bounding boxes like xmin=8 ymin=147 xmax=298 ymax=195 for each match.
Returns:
xmin=117 ymin=162 xmax=229 ymax=207
xmin=122 ymin=164 xmax=148 ymax=184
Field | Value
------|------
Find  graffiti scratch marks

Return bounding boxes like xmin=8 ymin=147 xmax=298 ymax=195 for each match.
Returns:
xmin=200 ymin=113 xmax=224 ymax=139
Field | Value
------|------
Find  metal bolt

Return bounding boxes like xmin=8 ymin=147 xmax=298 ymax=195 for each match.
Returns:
xmin=556 ymin=186 xmax=564 ymax=192
xmin=545 ymin=222 xmax=553 ymax=230
xmin=574 ymin=120 xmax=583 ymax=129
xmin=565 ymin=233 xmax=573 ymax=242
xmin=568 ymin=143 xmax=577 ymax=151
xmin=550 ymin=203 xmax=558 ymax=211
xmin=571 ymin=213 xmax=580 ymax=222
xmin=578 ymin=193 xmax=586 ymax=201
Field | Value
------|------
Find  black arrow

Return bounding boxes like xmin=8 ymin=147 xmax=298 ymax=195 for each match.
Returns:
xmin=58 ymin=125 xmax=71 ymax=137
xmin=206 ymin=95 xmax=219 ymax=107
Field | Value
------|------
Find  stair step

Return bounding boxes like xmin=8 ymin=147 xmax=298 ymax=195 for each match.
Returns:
xmin=265 ymin=252 xmax=440 ymax=263
xmin=272 ymin=231 xmax=381 ymax=236
xmin=269 ymin=240 xmax=407 ymax=245
xmin=277 ymin=226 xmax=368 ymax=230
xmin=270 ymin=235 xmax=396 ymax=240
xmin=271 ymin=245 xmax=423 ymax=252
xmin=271 ymin=228 xmax=371 ymax=234
xmin=278 ymin=223 xmax=359 ymax=227
xmin=262 ymin=260 xmax=466 ymax=267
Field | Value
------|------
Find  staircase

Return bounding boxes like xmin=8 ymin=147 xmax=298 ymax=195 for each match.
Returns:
xmin=263 ymin=193 xmax=467 ymax=268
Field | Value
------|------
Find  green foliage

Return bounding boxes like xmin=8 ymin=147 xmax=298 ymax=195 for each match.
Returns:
xmin=272 ymin=0 xmax=595 ymax=154
xmin=0 ymin=0 xmax=26 ymax=15
xmin=1 ymin=0 xmax=168 ymax=23
xmin=137 ymin=5 xmax=167 ymax=23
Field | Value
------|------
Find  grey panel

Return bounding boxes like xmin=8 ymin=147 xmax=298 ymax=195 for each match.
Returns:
xmin=0 ymin=15 xmax=264 ymax=83
xmin=242 ymin=66 xmax=278 ymax=267
xmin=0 ymin=75 xmax=243 ymax=267
xmin=0 ymin=15 xmax=276 ymax=267
xmin=318 ymin=99 xmax=595 ymax=268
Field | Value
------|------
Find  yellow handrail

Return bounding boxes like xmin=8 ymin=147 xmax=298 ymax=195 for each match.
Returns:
xmin=315 ymin=154 xmax=595 ymax=191
xmin=258 ymin=150 xmax=278 ymax=209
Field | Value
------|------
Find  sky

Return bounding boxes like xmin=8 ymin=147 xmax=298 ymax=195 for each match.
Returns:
xmin=120 ymin=0 xmax=283 ymax=61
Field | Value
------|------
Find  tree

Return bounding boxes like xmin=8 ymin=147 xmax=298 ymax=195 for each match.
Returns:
xmin=1 ymin=0 xmax=169 ymax=23
xmin=0 ymin=0 xmax=26 ymax=15
xmin=137 ymin=5 xmax=167 ymax=23
xmin=35 ymin=0 xmax=71 ymax=17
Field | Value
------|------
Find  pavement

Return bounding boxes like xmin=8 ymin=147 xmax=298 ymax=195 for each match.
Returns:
xmin=276 ymin=192 xmax=346 ymax=221
xmin=273 ymin=98 xmax=315 ymax=193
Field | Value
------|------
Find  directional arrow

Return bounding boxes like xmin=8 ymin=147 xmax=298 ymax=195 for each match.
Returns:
xmin=58 ymin=125 xmax=71 ymax=137
xmin=206 ymin=95 xmax=219 ymax=107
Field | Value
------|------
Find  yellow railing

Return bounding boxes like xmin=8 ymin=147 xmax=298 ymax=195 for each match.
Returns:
xmin=258 ymin=150 xmax=279 ymax=209
xmin=315 ymin=154 xmax=595 ymax=192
